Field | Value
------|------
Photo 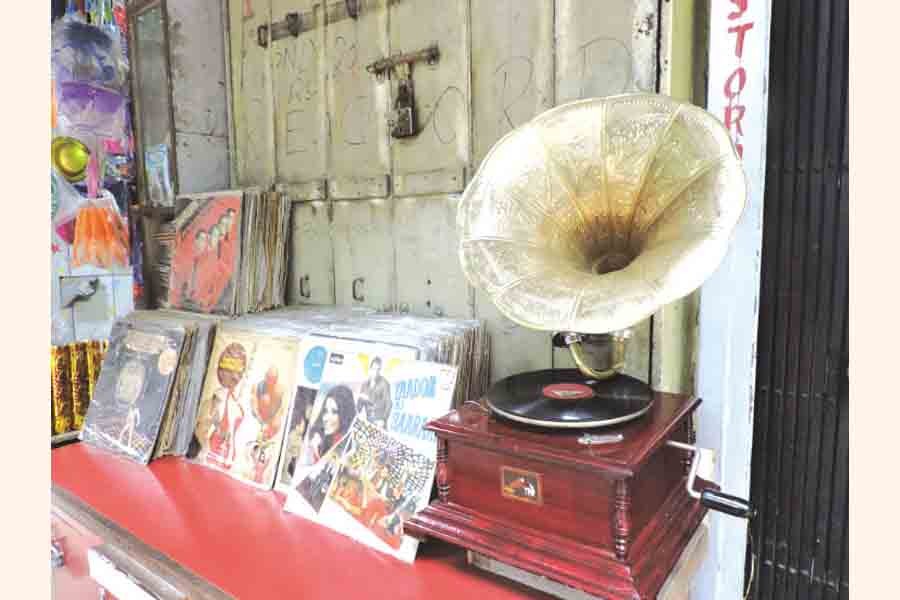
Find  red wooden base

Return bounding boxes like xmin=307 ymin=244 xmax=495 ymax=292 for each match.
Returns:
xmin=409 ymin=478 xmax=713 ymax=600
xmin=405 ymin=393 xmax=712 ymax=600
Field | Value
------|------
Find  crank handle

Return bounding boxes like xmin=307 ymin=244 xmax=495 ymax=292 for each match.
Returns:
xmin=667 ymin=440 xmax=756 ymax=520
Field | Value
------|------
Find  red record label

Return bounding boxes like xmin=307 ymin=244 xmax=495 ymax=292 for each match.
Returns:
xmin=541 ymin=383 xmax=594 ymax=401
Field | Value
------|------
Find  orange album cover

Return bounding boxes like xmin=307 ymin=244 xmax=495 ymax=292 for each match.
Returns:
xmin=167 ymin=192 xmax=242 ymax=315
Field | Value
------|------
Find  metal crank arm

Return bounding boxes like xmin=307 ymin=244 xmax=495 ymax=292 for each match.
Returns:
xmin=667 ymin=440 xmax=756 ymax=519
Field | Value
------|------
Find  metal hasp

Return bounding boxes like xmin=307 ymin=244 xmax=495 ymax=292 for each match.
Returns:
xmin=667 ymin=440 xmax=756 ymax=519
xmin=366 ymin=45 xmax=440 ymax=139
xmin=257 ymin=12 xmax=301 ymax=49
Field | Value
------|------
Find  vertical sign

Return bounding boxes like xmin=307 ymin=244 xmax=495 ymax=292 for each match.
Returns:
xmin=695 ymin=1 xmax=772 ymax=599
xmin=716 ymin=0 xmax=763 ymax=159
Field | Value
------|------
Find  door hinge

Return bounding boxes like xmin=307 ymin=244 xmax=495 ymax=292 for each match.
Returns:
xmin=257 ymin=12 xmax=301 ymax=48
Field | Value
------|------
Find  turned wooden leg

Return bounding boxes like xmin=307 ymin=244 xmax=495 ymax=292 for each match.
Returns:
xmin=436 ymin=439 xmax=450 ymax=503
xmin=613 ymin=479 xmax=632 ymax=561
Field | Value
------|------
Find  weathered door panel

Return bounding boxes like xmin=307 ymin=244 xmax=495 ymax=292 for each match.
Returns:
xmin=332 ymin=198 xmax=394 ymax=310
xmin=555 ymin=0 xmax=659 ymax=103
xmin=271 ymin=0 xmax=328 ymax=184
xmin=394 ymin=195 xmax=471 ymax=319
xmin=474 ymin=295 xmax=554 ymax=382
xmin=326 ymin=0 xmax=391 ymax=194
xmin=389 ymin=0 xmax=469 ymax=185
xmin=288 ymin=199 xmax=335 ymax=305
xmin=470 ymin=0 xmax=554 ymax=168
xmin=467 ymin=0 xmax=555 ymax=379
xmin=229 ymin=0 xmax=276 ymax=186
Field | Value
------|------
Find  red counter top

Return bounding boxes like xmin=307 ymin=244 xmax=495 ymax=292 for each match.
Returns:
xmin=52 ymin=442 xmax=548 ymax=599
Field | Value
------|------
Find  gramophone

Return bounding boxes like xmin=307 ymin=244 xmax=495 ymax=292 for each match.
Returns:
xmin=406 ymin=95 xmax=754 ymax=599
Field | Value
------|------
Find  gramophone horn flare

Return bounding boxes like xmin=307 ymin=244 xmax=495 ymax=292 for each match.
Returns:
xmin=458 ymin=94 xmax=747 ymax=336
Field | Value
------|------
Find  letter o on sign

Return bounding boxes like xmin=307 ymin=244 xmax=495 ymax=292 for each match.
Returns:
xmin=724 ymin=67 xmax=747 ymax=99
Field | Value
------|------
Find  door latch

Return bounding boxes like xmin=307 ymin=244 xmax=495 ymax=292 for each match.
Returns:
xmin=366 ymin=45 xmax=440 ymax=139
xmin=390 ymin=63 xmax=416 ymax=138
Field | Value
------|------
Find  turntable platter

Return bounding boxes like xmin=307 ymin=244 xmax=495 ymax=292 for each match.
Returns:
xmin=485 ymin=369 xmax=653 ymax=429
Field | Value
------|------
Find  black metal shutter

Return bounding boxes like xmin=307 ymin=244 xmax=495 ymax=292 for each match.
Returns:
xmin=747 ymin=0 xmax=848 ymax=598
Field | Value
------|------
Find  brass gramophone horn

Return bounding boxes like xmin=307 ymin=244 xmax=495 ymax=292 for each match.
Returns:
xmin=459 ymin=94 xmax=747 ymax=379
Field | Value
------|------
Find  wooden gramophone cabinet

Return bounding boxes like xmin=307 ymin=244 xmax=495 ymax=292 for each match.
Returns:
xmin=406 ymin=392 xmax=713 ymax=600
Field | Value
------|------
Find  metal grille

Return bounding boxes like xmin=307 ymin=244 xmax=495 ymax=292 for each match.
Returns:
xmin=747 ymin=0 xmax=848 ymax=598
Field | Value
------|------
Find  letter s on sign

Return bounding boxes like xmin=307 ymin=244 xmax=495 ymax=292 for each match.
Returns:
xmin=728 ymin=0 xmax=748 ymax=20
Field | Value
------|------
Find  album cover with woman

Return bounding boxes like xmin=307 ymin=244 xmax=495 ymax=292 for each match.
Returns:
xmin=167 ymin=191 xmax=243 ymax=315
xmin=190 ymin=329 xmax=299 ymax=490
xmin=80 ymin=320 xmax=185 ymax=465
xmin=280 ymin=337 xmax=419 ymax=490
xmin=302 ymin=354 xmax=458 ymax=464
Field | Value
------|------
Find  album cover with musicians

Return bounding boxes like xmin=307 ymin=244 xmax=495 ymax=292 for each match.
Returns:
xmin=190 ymin=329 xmax=299 ymax=490
xmin=80 ymin=320 xmax=185 ymax=464
xmin=321 ymin=418 xmax=436 ymax=563
xmin=167 ymin=191 xmax=243 ymax=315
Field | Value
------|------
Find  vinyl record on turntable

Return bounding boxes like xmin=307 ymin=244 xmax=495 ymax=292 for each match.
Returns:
xmin=486 ymin=369 xmax=653 ymax=429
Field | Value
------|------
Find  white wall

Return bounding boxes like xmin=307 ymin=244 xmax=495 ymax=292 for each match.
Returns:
xmin=694 ymin=0 xmax=773 ymax=598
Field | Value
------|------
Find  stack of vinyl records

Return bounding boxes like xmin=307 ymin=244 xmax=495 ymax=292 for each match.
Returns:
xmin=125 ymin=310 xmax=226 ymax=459
xmin=224 ymin=306 xmax=491 ymax=409
xmin=151 ymin=222 xmax=175 ymax=308
xmin=80 ymin=310 xmax=224 ymax=464
xmin=165 ymin=188 xmax=290 ymax=316
xmin=81 ymin=306 xmax=489 ymax=481
xmin=236 ymin=189 xmax=292 ymax=314
xmin=184 ymin=307 xmax=489 ymax=512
